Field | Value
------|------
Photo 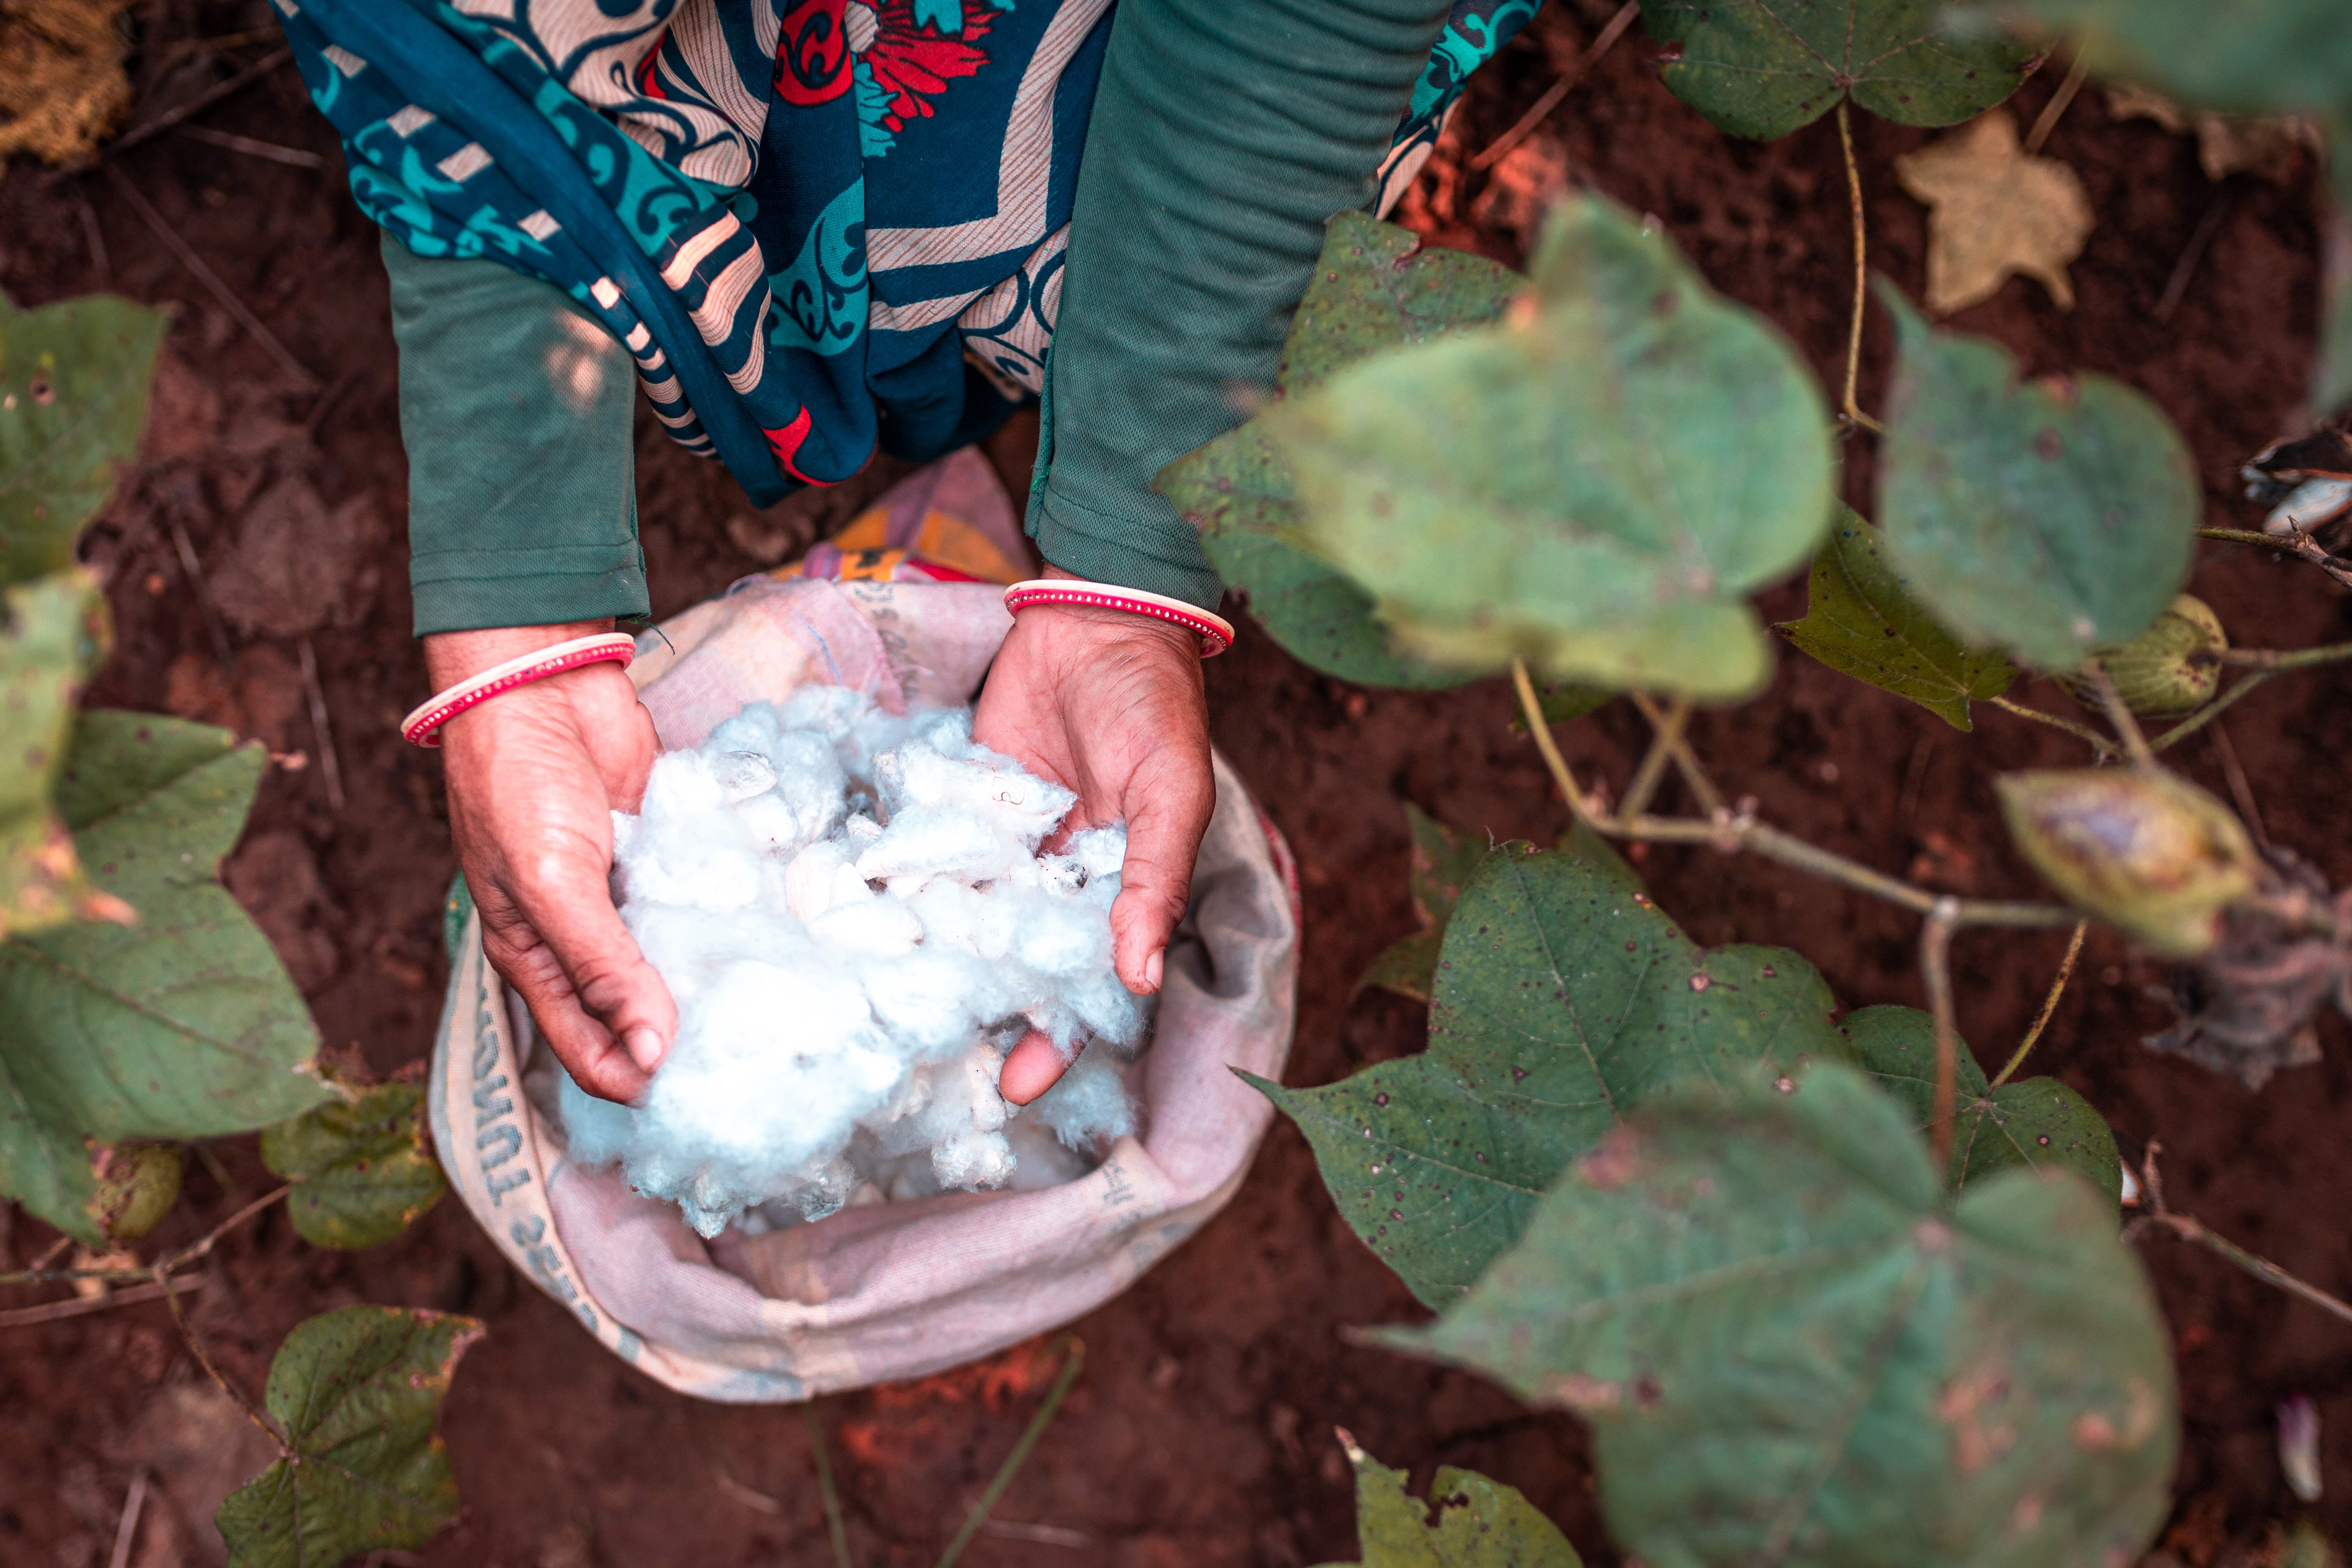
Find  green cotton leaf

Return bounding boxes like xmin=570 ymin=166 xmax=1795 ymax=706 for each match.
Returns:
xmin=1280 ymin=195 xmax=1835 ymax=701
xmin=2008 ymin=0 xmax=2350 ymax=119
xmin=1356 ymin=805 xmax=1494 ymax=1003
xmin=1314 ymin=1434 xmax=1582 ymax=1567
xmin=0 ymin=572 xmax=106 ymax=939
xmin=1275 ymin=212 xmax=1530 ymax=398
xmin=261 ymin=1067 xmax=447 ymax=1250
xmin=1252 ymin=845 xmax=1850 ymax=1306
xmin=1379 ymin=1064 xmax=2176 ymax=1568
xmin=1173 ymin=425 xmax=1466 ymax=690
xmin=1876 ymin=288 xmax=2197 ymax=671
xmin=1776 ymin=509 xmax=2015 ymax=730
xmin=217 ymin=1305 xmax=482 ymax=1568
xmin=1638 ymin=0 xmax=2038 ymax=141
xmin=1160 ymin=213 xmax=1524 ymax=691
xmin=0 ymin=711 xmax=327 ymax=1155
xmin=1844 ymin=1004 xmax=2122 ymax=1207
xmin=0 ymin=293 xmax=168 ymax=588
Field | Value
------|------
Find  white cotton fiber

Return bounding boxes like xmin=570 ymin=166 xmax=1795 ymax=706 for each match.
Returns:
xmin=558 ymin=687 xmax=1148 ymax=1236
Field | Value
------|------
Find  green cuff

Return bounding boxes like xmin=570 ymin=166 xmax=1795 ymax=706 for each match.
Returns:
xmin=407 ymin=543 xmax=649 ymax=632
xmin=383 ymin=234 xmax=646 ymax=636
xmin=1030 ymin=489 xmax=1226 ymax=606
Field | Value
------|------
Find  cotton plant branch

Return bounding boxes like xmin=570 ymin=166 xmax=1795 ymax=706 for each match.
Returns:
xmin=1990 ymin=695 xmax=2124 ymax=759
xmin=1618 ymin=697 xmax=1693 ymax=824
xmin=0 ymin=1186 xmax=289 ymax=1288
xmin=2130 ymin=1143 xmax=2352 ymax=1328
xmin=2199 ymin=526 xmax=2352 ymax=593
xmin=1510 ymin=662 xmax=2074 ymax=928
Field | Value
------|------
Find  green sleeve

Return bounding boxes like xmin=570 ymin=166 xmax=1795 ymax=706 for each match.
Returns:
xmin=1025 ymin=0 xmax=1456 ymax=608
xmin=382 ymin=234 xmax=647 ymax=636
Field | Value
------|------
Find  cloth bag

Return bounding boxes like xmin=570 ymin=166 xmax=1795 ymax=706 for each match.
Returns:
xmin=427 ymin=457 xmax=1300 ymax=1402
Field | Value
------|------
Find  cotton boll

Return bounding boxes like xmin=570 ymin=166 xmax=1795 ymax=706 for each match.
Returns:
xmin=855 ymin=808 xmax=1022 ymax=892
xmin=561 ymin=686 xmax=1148 ymax=1236
xmin=1027 ymin=1038 xmax=1137 ymax=1150
xmin=811 ymin=895 xmax=925 ymax=958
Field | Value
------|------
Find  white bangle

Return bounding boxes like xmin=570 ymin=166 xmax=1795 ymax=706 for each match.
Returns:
xmin=400 ymin=632 xmax=640 ymax=747
xmin=1001 ymin=580 xmax=1234 ymax=657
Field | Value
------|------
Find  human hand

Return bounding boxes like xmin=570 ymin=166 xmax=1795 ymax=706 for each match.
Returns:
xmin=426 ymin=620 xmax=675 ymax=1103
xmin=973 ymin=568 xmax=1215 ymax=1104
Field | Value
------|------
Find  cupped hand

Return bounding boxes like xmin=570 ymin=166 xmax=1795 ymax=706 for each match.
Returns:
xmin=426 ymin=620 xmax=675 ymax=1103
xmin=973 ymin=569 xmax=1216 ymax=1105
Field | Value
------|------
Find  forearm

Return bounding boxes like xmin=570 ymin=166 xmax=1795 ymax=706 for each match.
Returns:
xmin=1028 ymin=0 xmax=1458 ymax=607
xmin=384 ymin=235 xmax=648 ymax=636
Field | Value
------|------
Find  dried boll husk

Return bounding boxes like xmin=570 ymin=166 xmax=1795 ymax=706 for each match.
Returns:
xmin=2055 ymin=594 xmax=2226 ymax=718
xmin=1998 ymin=769 xmax=2257 ymax=958
xmin=89 ymin=1140 xmax=184 ymax=1242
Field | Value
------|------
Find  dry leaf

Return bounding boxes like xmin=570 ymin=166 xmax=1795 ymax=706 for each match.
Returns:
xmin=1895 ymin=109 xmax=2093 ymax=315
xmin=0 ymin=0 xmax=134 ymax=167
xmin=2106 ymin=82 xmax=2317 ymax=185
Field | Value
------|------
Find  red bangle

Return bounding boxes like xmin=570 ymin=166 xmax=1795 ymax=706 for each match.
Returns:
xmin=400 ymin=632 xmax=639 ymax=747
xmin=1002 ymin=579 xmax=1234 ymax=657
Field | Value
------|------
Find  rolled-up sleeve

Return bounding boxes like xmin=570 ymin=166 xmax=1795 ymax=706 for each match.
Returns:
xmin=1025 ymin=0 xmax=1457 ymax=608
xmin=383 ymin=234 xmax=647 ymax=636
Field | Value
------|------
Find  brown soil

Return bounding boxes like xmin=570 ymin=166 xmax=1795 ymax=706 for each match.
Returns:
xmin=3 ymin=2 xmax=2348 ymax=1565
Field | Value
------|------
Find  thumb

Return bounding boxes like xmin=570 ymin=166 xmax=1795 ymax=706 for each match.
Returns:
xmin=1106 ymin=758 xmax=1214 ymax=996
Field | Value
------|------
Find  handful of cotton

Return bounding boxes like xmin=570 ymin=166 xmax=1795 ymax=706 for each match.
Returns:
xmin=556 ymin=686 xmax=1147 ymax=1237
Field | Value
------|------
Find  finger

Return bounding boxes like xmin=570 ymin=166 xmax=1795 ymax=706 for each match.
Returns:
xmin=502 ymin=834 xmax=679 ymax=1073
xmin=998 ymin=1027 xmax=1070 ymax=1106
xmin=1107 ymin=756 xmax=1215 ymax=995
xmin=479 ymin=913 xmax=651 ymax=1103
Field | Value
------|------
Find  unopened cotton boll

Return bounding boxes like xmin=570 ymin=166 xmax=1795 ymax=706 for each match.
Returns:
xmin=564 ymin=689 xmax=1147 ymax=1237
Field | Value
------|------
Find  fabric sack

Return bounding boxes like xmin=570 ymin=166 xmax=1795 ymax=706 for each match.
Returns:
xmin=428 ymin=484 xmax=1300 ymax=1402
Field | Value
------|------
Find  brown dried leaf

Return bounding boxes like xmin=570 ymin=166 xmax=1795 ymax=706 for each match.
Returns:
xmin=1895 ymin=110 xmax=2094 ymax=315
xmin=0 ymin=0 xmax=132 ymax=167
xmin=2106 ymin=82 xmax=2319 ymax=185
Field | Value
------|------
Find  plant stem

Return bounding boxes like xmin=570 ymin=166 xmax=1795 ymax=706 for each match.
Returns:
xmin=1989 ymin=920 xmax=2088 ymax=1088
xmin=2084 ymin=665 xmax=2157 ymax=770
xmin=934 ymin=1339 xmax=1086 ymax=1568
xmin=0 ymin=1186 xmax=290 ymax=1287
xmin=156 ymin=1259 xmax=284 ymax=1449
xmin=1510 ymin=662 xmax=2075 ymax=927
xmin=2198 ymin=526 xmax=2352 ymax=591
xmin=1989 ymin=695 xmax=2121 ymax=758
xmin=1920 ymin=903 xmax=1962 ymax=1168
xmin=1619 ymin=697 xmax=1692 ymax=825
xmin=802 ymin=1402 xmax=853 ymax=1568
xmin=2151 ymin=671 xmax=2275 ymax=753
xmin=1835 ymin=102 xmax=1885 ymax=435
xmin=1629 ymin=692 xmax=1726 ymax=816
xmin=2132 ymin=1143 xmax=2352 ymax=1326
xmin=2021 ymin=53 xmax=2090 ymax=156
xmin=2218 ymin=640 xmax=2352 ymax=671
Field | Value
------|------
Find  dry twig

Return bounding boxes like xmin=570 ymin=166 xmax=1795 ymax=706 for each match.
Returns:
xmin=300 ymin=637 xmax=346 ymax=813
xmin=1470 ymin=0 xmax=1641 ymax=171
xmin=2131 ymin=1142 xmax=2352 ymax=1327
xmin=104 ymin=164 xmax=321 ymax=390
xmin=1990 ymin=920 xmax=2088 ymax=1087
xmin=0 ymin=1275 xmax=202 ymax=1329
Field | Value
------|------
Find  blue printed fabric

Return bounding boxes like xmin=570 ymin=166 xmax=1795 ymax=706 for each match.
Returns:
xmin=277 ymin=0 xmax=1541 ymax=506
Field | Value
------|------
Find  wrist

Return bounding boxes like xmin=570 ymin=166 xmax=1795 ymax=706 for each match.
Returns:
xmin=1011 ymin=568 xmax=1230 ymax=657
xmin=425 ymin=619 xmax=618 ymax=688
